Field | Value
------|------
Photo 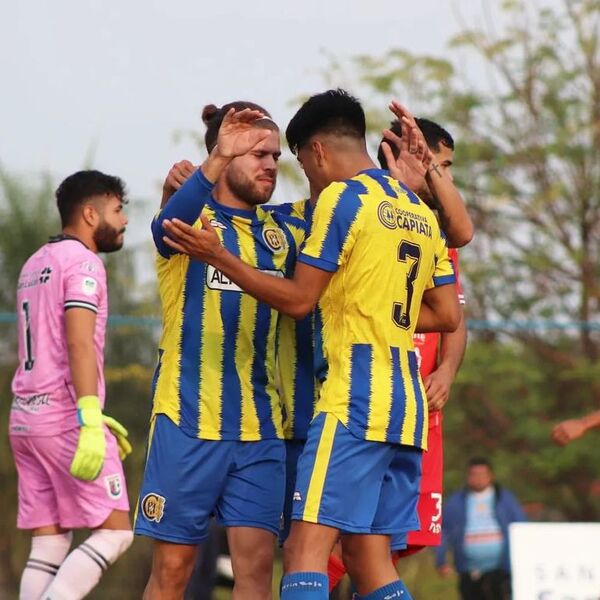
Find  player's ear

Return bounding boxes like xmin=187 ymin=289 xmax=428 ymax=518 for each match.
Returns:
xmin=81 ymin=203 xmax=99 ymax=227
xmin=313 ymin=140 xmax=325 ymax=167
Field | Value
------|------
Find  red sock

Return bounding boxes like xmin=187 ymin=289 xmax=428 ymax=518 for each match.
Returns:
xmin=327 ymin=553 xmax=347 ymax=592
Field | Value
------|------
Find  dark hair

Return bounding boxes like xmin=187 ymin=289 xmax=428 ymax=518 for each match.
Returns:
xmin=202 ymin=101 xmax=273 ymax=153
xmin=56 ymin=170 xmax=126 ymax=227
xmin=285 ymin=89 xmax=366 ymax=155
xmin=377 ymin=118 xmax=455 ymax=170
xmin=415 ymin=118 xmax=454 ymax=152
xmin=377 ymin=119 xmax=403 ymax=169
xmin=468 ymin=457 xmax=493 ymax=470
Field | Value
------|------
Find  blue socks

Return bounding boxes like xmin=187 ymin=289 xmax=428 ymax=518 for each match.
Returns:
xmin=280 ymin=572 xmax=329 ymax=599
xmin=356 ymin=580 xmax=413 ymax=600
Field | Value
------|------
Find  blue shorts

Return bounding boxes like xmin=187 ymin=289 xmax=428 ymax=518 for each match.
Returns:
xmin=134 ymin=414 xmax=285 ymax=544
xmin=291 ymin=412 xmax=422 ymax=535
xmin=280 ymin=439 xmax=306 ymax=545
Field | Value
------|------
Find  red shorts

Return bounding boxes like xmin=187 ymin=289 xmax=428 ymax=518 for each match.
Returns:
xmin=393 ymin=410 xmax=443 ymax=554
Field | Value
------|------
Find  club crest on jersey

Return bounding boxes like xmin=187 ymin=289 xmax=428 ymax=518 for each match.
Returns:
xmin=141 ymin=493 xmax=166 ymax=523
xmin=377 ymin=201 xmax=397 ymax=230
xmin=262 ymin=227 xmax=288 ymax=254
xmin=104 ymin=474 xmax=122 ymax=499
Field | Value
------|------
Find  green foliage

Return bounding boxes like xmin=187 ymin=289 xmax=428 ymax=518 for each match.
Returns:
xmin=326 ymin=0 xmax=600 ymax=526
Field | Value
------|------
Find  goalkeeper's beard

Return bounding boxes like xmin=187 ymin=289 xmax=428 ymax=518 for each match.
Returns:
xmin=94 ymin=221 xmax=125 ymax=253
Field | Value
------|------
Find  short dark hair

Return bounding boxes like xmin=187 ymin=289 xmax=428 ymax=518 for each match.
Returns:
xmin=377 ymin=118 xmax=455 ymax=170
xmin=286 ymin=89 xmax=366 ymax=155
xmin=56 ymin=170 xmax=126 ymax=227
xmin=415 ymin=118 xmax=454 ymax=152
xmin=377 ymin=119 xmax=403 ymax=170
xmin=202 ymin=101 xmax=273 ymax=154
xmin=468 ymin=457 xmax=493 ymax=470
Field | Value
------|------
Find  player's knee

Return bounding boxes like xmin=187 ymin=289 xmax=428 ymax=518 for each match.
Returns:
xmin=87 ymin=528 xmax=133 ymax=566
xmin=153 ymin=547 xmax=196 ymax=587
xmin=233 ymin=542 xmax=273 ymax=582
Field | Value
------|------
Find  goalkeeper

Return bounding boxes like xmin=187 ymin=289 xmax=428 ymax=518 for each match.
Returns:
xmin=9 ymin=170 xmax=134 ymax=600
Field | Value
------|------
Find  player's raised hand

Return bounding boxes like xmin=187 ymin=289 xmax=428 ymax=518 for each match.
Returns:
xmin=162 ymin=214 xmax=224 ymax=264
xmin=215 ymin=108 xmax=271 ymax=159
xmin=381 ymin=123 xmax=431 ymax=193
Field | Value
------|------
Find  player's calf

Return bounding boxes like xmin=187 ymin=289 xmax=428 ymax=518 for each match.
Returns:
xmin=20 ymin=531 xmax=73 ymax=600
xmin=42 ymin=528 xmax=133 ymax=599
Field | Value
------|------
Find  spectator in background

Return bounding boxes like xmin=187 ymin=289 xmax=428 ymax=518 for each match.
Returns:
xmin=435 ymin=457 xmax=526 ymax=600
xmin=551 ymin=409 xmax=600 ymax=446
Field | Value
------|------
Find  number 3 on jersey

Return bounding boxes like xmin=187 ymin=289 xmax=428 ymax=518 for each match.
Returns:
xmin=392 ymin=241 xmax=421 ymax=330
xmin=21 ymin=300 xmax=35 ymax=371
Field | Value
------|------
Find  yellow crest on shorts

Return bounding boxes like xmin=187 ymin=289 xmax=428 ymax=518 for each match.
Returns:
xmin=141 ymin=493 xmax=166 ymax=523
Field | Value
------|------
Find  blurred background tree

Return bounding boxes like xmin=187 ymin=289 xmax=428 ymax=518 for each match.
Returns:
xmin=326 ymin=0 xmax=600 ymax=524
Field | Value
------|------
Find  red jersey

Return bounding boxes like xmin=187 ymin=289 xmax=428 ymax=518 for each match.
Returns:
xmin=413 ymin=248 xmax=464 ymax=379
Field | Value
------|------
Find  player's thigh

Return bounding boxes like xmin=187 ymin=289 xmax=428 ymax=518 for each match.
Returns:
xmin=280 ymin=439 xmax=306 ymax=545
xmin=10 ymin=434 xmax=61 ymax=530
xmin=395 ymin=416 xmax=442 ymax=552
xmin=226 ymin=526 xmax=276 ymax=580
xmin=50 ymin=426 xmax=130 ymax=529
xmin=292 ymin=412 xmax=396 ymax=533
xmin=371 ymin=444 xmax=422 ymax=537
xmin=135 ymin=414 xmax=232 ymax=544
xmin=216 ymin=438 xmax=285 ymax=536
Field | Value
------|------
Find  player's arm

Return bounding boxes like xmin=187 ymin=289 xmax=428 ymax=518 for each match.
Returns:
xmin=152 ymin=108 xmax=271 ymax=257
xmin=65 ymin=307 xmax=107 ymax=480
xmin=65 ymin=308 xmax=98 ymax=398
xmin=426 ymin=163 xmax=473 ymax=248
xmin=425 ymin=310 xmax=467 ymax=411
xmin=163 ymin=214 xmax=331 ymax=319
xmin=416 ymin=284 xmax=461 ymax=333
xmin=551 ymin=409 xmax=600 ymax=446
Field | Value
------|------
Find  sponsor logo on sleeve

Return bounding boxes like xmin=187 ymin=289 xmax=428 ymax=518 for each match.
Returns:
xmin=81 ymin=277 xmax=98 ymax=295
xmin=141 ymin=493 xmax=166 ymax=523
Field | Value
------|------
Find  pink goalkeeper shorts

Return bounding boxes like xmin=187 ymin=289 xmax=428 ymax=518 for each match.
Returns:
xmin=10 ymin=426 xmax=130 ymax=530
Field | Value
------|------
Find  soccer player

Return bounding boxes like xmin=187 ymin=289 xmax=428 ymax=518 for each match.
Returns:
xmin=326 ymin=114 xmax=471 ymax=591
xmin=9 ymin=170 xmax=133 ymax=600
xmin=162 ymin=89 xmax=460 ymax=600
xmin=136 ymin=104 xmax=304 ymax=600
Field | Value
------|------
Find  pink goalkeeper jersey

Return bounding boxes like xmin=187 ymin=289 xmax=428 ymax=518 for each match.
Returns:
xmin=10 ymin=236 xmax=108 ymax=436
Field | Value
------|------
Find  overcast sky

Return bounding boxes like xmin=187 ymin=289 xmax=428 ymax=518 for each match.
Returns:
xmin=0 ymin=0 xmax=560 ymax=253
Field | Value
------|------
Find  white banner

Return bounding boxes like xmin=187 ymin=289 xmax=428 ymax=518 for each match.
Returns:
xmin=510 ymin=522 xmax=600 ymax=600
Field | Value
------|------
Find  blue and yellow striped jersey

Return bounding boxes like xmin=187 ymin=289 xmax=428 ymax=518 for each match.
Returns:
xmin=152 ymin=178 xmax=304 ymax=441
xmin=298 ymin=169 xmax=455 ymax=449
xmin=266 ymin=199 xmax=319 ymax=440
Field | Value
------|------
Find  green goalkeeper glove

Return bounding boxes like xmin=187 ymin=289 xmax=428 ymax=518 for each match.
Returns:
xmin=103 ymin=415 xmax=133 ymax=461
xmin=69 ymin=395 xmax=106 ymax=481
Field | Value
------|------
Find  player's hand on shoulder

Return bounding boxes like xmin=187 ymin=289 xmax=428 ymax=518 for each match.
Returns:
xmin=162 ymin=160 xmax=196 ymax=206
